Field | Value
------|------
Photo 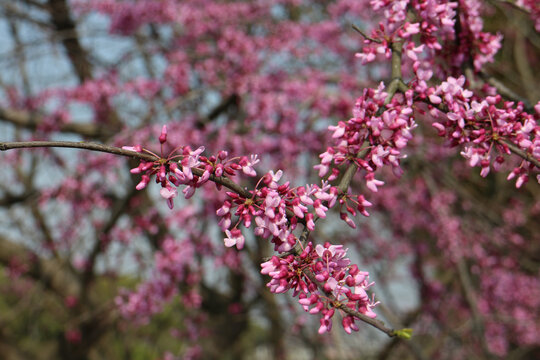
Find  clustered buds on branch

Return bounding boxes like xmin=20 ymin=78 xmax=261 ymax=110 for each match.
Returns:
xmin=420 ymin=76 xmax=540 ymax=186
xmin=122 ymin=124 xmax=390 ymax=334
xmin=262 ymin=242 xmax=378 ymax=335
xmin=316 ymin=83 xmax=416 ymax=192
xmin=1 ymin=0 xmax=539 ymax=347
xmin=117 ymin=0 xmax=540 ymax=338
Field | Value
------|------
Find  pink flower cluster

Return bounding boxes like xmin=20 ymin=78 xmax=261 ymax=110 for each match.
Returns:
xmin=316 ymin=83 xmax=416 ymax=194
xmin=261 ymin=242 xmax=378 ymax=334
xmin=455 ymin=0 xmax=503 ymax=71
xmin=124 ymin=127 xmax=382 ymax=332
xmin=424 ymin=76 xmax=540 ymax=187
xmin=356 ymin=0 xmax=501 ymax=75
xmin=124 ymin=125 xmax=260 ymax=209
xmin=217 ymin=170 xmax=339 ymax=252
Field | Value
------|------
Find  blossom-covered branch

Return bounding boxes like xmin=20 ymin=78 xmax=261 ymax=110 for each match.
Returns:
xmin=0 ymin=135 xmax=397 ymax=337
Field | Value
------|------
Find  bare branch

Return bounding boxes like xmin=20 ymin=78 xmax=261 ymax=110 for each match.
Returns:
xmin=0 ymin=107 xmax=107 ymax=138
xmin=46 ymin=0 xmax=93 ymax=82
xmin=351 ymin=24 xmax=381 ymax=43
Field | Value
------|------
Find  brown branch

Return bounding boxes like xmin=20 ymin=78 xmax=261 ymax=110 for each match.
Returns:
xmin=0 ymin=140 xmax=156 ymax=160
xmin=0 ymin=140 xmax=255 ymax=199
xmin=0 ymin=140 xmax=401 ymax=337
xmin=514 ymin=31 xmax=539 ymax=104
xmin=499 ymin=139 xmax=540 ymax=169
xmin=390 ymin=41 xmax=403 ymax=80
xmin=337 ymin=158 xmax=359 ymax=195
xmin=0 ymin=190 xmax=35 ymax=206
xmin=1 ymin=2 xmax=52 ymax=30
xmin=0 ymin=106 xmax=107 ymax=138
xmin=7 ymin=17 xmax=31 ymax=96
xmin=376 ymin=306 xmax=425 ymax=360
xmin=47 ymin=0 xmax=93 ymax=83
xmin=479 ymin=73 xmax=533 ymax=111
xmin=351 ymin=24 xmax=381 ymax=43
xmin=30 ymin=201 xmax=61 ymax=261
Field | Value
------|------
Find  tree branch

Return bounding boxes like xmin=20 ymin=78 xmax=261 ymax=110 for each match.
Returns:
xmin=499 ymin=139 xmax=540 ymax=169
xmin=1 ymin=139 xmax=400 ymax=337
xmin=351 ymin=24 xmax=381 ymax=43
xmin=0 ymin=107 xmax=107 ymax=138
xmin=0 ymin=140 xmax=256 ymax=199
xmin=47 ymin=0 xmax=93 ymax=83
xmin=421 ymin=99 xmax=540 ymax=170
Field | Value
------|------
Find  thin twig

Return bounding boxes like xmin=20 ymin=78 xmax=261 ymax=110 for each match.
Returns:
xmin=479 ymin=73 xmax=533 ymax=112
xmin=0 ymin=140 xmax=157 ymax=161
xmin=351 ymin=24 xmax=381 ymax=43
xmin=498 ymin=139 xmax=540 ymax=169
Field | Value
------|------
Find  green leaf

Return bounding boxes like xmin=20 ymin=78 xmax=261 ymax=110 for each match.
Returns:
xmin=395 ymin=328 xmax=414 ymax=339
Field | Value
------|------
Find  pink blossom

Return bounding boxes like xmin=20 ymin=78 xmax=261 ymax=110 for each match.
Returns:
xmin=160 ymin=186 xmax=178 ymax=209
xmin=365 ymin=173 xmax=384 ymax=192
xmin=240 ymin=154 xmax=260 ymax=177
xmin=159 ymin=125 xmax=168 ymax=144
xmin=224 ymin=229 xmax=245 ymax=250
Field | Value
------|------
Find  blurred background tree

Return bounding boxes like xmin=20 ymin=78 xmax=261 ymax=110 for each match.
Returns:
xmin=0 ymin=1 xmax=538 ymax=359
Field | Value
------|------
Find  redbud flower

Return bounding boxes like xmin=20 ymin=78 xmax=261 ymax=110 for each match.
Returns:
xmin=224 ymin=229 xmax=245 ymax=250
xmin=136 ymin=175 xmax=150 ymax=190
xmin=365 ymin=173 xmax=384 ymax=192
xmin=159 ymin=125 xmax=167 ymax=144
xmin=160 ymin=186 xmax=177 ymax=209
xmin=240 ymin=154 xmax=260 ymax=177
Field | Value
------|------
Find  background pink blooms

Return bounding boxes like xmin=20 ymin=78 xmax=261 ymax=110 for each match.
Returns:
xmin=0 ymin=0 xmax=538 ymax=359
